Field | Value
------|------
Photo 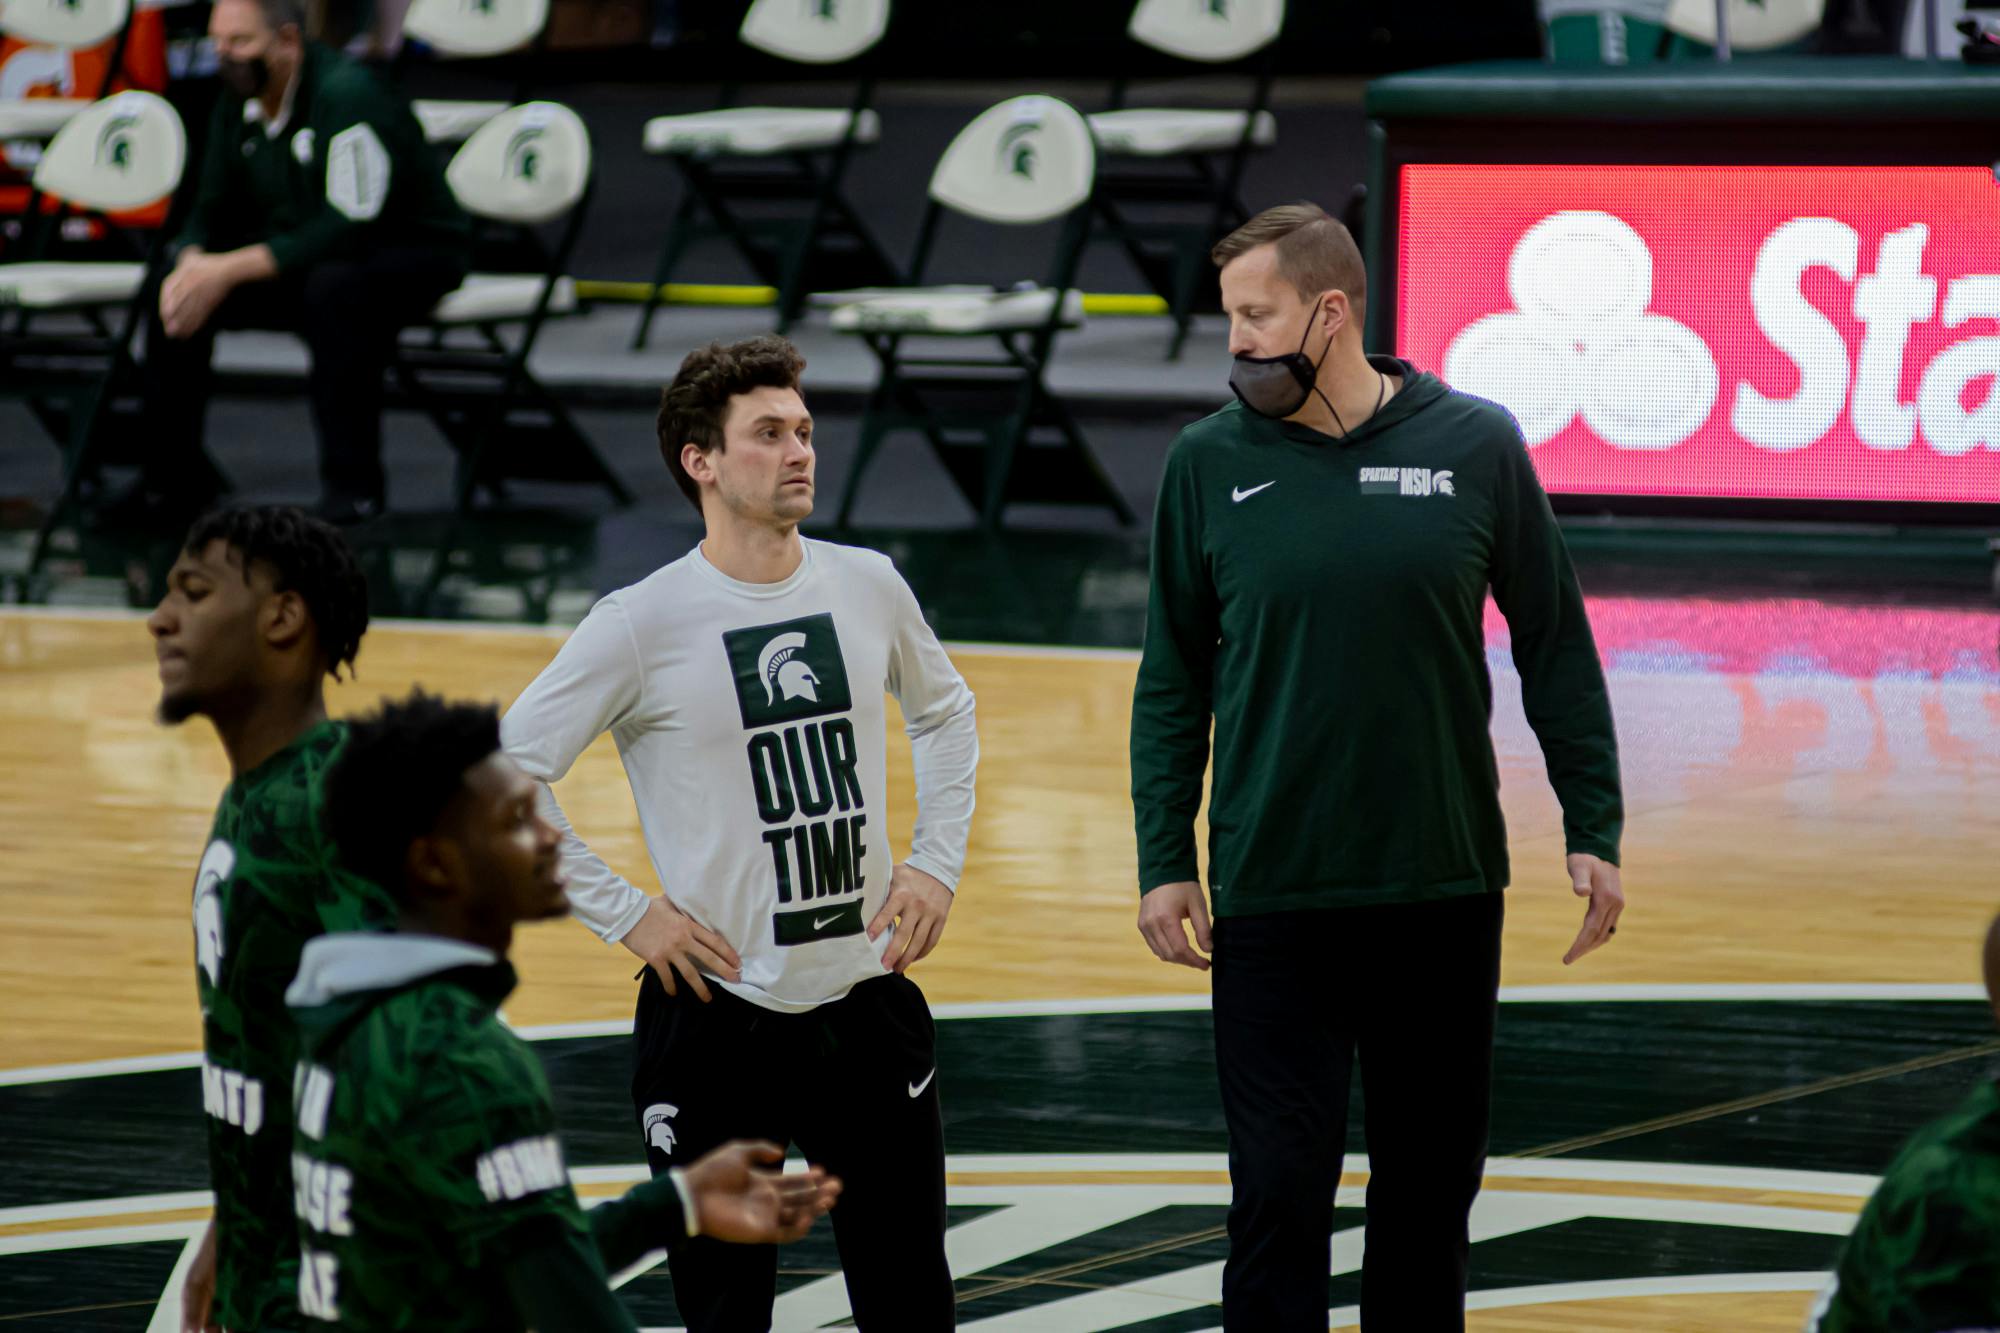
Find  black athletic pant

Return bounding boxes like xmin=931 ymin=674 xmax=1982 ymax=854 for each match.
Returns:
xmin=1211 ymin=892 xmax=1505 ymax=1332
xmin=632 ymin=970 xmax=953 ymax=1331
xmin=140 ymin=246 xmax=464 ymax=502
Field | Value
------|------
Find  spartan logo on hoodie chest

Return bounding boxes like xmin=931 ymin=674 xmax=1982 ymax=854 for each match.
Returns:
xmin=722 ymin=614 xmax=868 ymax=938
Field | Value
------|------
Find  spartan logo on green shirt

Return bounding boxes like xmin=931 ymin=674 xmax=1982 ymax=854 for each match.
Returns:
xmin=1358 ymin=465 xmax=1455 ymax=497
xmin=192 ymin=840 xmax=235 ymax=987
xmin=722 ymin=612 xmax=853 ymax=729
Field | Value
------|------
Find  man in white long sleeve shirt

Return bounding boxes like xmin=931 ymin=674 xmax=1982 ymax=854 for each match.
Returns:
xmin=501 ymin=335 xmax=978 ymax=1330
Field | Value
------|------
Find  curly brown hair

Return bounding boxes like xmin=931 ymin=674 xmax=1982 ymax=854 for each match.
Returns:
xmin=656 ymin=335 xmax=807 ymax=514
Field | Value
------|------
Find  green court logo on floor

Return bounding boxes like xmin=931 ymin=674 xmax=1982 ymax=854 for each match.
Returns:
xmin=724 ymin=613 xmax=852 ymax=729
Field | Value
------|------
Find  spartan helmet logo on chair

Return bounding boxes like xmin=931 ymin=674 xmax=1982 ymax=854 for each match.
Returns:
xmin=503 ymin=129 xmax=542 ymax=181
xmin=94 ymin=117 xmax=138 ymax=169
xmin=758 ymin=632 xmax=821 ymax=704
xmin=997 ymin=122 xmax=1039 ymax=179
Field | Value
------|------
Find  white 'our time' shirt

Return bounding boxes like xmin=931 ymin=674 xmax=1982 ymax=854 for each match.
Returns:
xmin=500 ymin=538 xmax=978 ymax=1013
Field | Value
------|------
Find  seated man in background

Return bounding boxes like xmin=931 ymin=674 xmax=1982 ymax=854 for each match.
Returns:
xmin=294 ymin=688 xmax=841 ymax=1329
xmin=121 ymin=0 xmax=468 ymax=526
xmin=1807 ymin=910 xmax=2000 ymax=1330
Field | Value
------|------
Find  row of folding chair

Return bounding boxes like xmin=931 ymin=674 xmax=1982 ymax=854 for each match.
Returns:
xmin=0 ymin=90 xmax=620 ymax=597
xmin=408 ymin=0 xmax=1287 ymax=360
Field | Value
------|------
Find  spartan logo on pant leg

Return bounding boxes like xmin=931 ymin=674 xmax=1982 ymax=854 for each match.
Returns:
xmin=642 ymin=1102 xmax=680 ymax=1156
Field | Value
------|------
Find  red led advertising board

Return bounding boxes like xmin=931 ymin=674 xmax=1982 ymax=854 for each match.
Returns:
xmin=1397 ymin=164 xmax=2000 ymax=505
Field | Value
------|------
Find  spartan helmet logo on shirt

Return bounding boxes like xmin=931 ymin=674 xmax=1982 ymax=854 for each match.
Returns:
xmin=192 ymin=839 xmax=236 ymax=987
xmin=759 ymin=632 xmax=821 ymax=705
xmin=723 ymin=612 xmax=853 ymax=729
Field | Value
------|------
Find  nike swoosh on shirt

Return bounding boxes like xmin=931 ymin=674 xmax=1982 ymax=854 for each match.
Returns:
xmin=908 ymin=1069 xmax=937 ymax=1098
xmin=1232 ymin=481 xmax=1276 ymax=502
xmin=814 ymin=912 xmax=842 ymax=930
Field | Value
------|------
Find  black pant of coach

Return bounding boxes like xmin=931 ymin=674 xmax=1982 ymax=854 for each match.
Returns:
xmin=139 ymin=245 xmax=465 ymax=515
xmin=1212 ymin=892 xmax=1505 ymax=1331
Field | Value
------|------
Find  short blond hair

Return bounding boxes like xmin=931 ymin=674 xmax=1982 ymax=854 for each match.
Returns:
xmin=1212 ymin=202 xmax=1366 ymax=324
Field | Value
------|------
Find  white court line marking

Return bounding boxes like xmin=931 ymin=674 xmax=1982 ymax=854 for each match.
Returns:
xmin=1327 ymin=1271 xmax=1833 ymax=1327
xmin=0 ymin=1221 xmax=202 ymax=1256
xmin=0 ymin=1052 xmax=203 ymax=1087
xmin=0 ymin=605 xmax=1135 ymax=658
xmin=0 ymin=1190 xmax=212 ymax=1228
xmin=146 ymin=1231 xmax=208 ymax=1333
xmin=6 ymin=982 xmax=1984 ymax=1085
xmin=0 ymin=1154 xmax=1881 ymax=1237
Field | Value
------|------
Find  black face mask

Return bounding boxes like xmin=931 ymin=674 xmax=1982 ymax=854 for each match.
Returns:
xmin=1228 ymin=303 xmax=1334 ymax=420
xmin=218 ymin=54 xmax=270 ymax=98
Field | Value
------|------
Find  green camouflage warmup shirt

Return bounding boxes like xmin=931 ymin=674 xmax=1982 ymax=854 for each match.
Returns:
xmin=287 ymin=935 xmax=604 ymax=1330
xmin=1807 ymin=1079 xmax=2000 ymax=1331
xmin=191 ymin=720 xmax=391 ymax=1330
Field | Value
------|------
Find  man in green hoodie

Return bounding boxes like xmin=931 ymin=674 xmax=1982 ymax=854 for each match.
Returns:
xmin=294 ymin=689 xmax=841 ymax=1329
xmin=120 ymin=0 xmax=469 ymax=525
xmin=1129 ymin=203 xmax=1626 ymax=1329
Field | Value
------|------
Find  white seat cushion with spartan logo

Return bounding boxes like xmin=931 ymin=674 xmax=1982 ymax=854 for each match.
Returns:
xmin=0 ymin=259 xmax=145 ymax=309
xmin=0 ymin=0 xmax=130 ymax=48
xmin=0 ymin=98 xmax=92 ymax=142
xmin=640 ymin=107 xmax=881 ymax=158
xmin=1127 ymin=0 xmax=1286 ymax=62
xmin=403 ymin=0 xmax=549 ymax=58
xmin=445 ymin=100 xmax=590 ymax=224
xmin=31 ymin=90 xmax=185 ymax=214
xmin=412 ymin=98 xmax=511 ymax=145
xmin=828 ymin=286 xmax=1084 ymax=335
xmin=738 ymin=0 xmax=890 ymax=65
xmin=927 ymin=95 xmax=1095 ymax=226
xmin=1665 ymin=0 xmax=1824 ymax=48
xmin=1087 ymin=107 xmax=1276 ymax=157
xmin=428 ymin=272 xmax=577 ymax=325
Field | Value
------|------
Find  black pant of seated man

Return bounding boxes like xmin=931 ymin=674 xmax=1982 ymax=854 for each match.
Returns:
xmin=132 ymin=244 xmax=464 ymax=524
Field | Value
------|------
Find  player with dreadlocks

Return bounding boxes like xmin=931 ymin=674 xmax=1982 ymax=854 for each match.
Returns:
xmin=145 ymin=505 xmax=391 ymax=1331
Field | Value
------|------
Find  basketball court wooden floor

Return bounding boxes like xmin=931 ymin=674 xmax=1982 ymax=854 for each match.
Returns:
xmin=3 ymin=593 xmax=1998 ymax=1331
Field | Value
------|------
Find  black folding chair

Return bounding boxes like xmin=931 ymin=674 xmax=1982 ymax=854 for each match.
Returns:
xmin=628 ymin=0 xmax=900 ymax=346
xmin=829 ymin=95 xmax=1130 ymax=530
xmin=397 ymin=0 xmax=549 ymax=146
xmin=1086 ymin=0 xmax=1284 ymax=359
xmin=388 ymin=101 xmax=630 ymax=602
xmin=0 ymin=92 xmax=187 ymax=576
